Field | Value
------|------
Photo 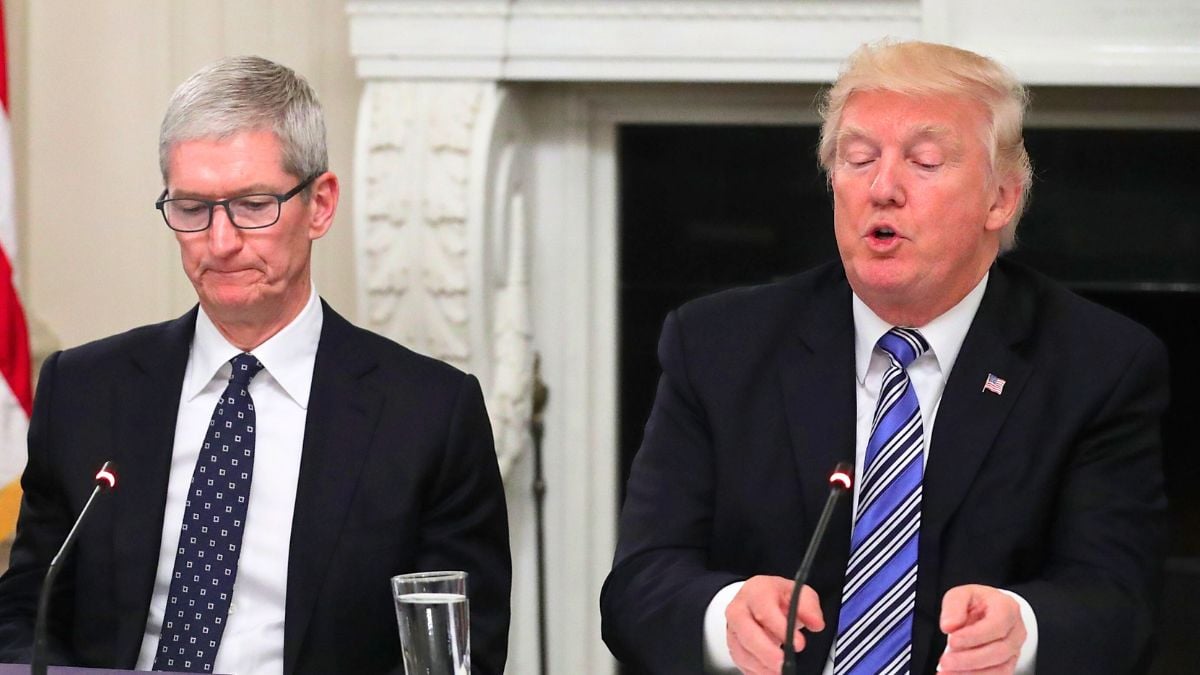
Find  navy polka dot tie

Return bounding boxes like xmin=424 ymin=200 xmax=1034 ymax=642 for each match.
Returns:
xmin=154 ymin=353 xmax=263 ymax=672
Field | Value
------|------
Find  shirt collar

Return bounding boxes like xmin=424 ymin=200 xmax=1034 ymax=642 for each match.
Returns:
xmin=852 ymin=272 xmax=989 ymax=385
xmin=182 ymin=285 xmax=324 ymax=408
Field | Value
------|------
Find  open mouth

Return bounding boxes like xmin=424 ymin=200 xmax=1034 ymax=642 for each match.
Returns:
xmin=870 ymin=226 xmax=897 ymax=241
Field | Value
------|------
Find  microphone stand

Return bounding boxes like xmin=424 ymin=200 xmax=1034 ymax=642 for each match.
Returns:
xmin=782 ymin=462 xmax=852 ymax=675
xmin=32 ymin=461 xmax=117 ymax=675
xmin=530 ymin=356 xmax=549 ymax=675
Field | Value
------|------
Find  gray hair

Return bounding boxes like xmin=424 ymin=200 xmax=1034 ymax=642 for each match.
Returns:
xmin=159 ymin=55 xmax=327 ymax=185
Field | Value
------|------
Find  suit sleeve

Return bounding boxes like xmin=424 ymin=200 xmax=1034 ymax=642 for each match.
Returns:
xmin=415 ymin=374 xmax=511 ymax=675
xmin=600 ymin=311 xmax=743 ymax=674
xmin=0 ymin=351 xmax=76 ymax=664
xmin=1008 ymin=335 xmax=1169 ymax=673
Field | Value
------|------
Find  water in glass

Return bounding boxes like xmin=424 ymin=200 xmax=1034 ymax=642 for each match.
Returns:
xmin=395 ymin=591 xmax=469 ymax=675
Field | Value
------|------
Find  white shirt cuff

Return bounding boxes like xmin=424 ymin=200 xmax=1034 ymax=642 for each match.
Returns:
xmin=703 ymin=581 xmax=745 ymax=673
xmin=999 ymin=589 xmax=1039 ymax=674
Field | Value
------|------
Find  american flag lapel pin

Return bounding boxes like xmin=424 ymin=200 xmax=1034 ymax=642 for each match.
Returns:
xmin=982 ymin=373 xmax=1006 ymax=395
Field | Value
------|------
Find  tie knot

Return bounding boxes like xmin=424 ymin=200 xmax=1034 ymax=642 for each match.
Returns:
xmin=877 ymin=327 xmax=929 ymax=369
xmin=229 ymin=353 xmax=264 ymax=386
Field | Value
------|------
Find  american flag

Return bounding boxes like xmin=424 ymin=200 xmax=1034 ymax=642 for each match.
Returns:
xmin=982 ymin=373 xmax=1006 ymax=395
xmin=0 ymin=0 xmax=33 ymax=541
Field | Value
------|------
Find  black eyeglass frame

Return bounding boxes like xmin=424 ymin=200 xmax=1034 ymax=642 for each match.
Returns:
xmin=154 ymin=172 xmax=322 ymax=232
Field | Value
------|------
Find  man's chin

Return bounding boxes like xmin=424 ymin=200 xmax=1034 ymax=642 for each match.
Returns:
xmin=847 ymin=260 xmax=918 ymax=296
xmin=196 ymin=286 xmax=269 ymax=318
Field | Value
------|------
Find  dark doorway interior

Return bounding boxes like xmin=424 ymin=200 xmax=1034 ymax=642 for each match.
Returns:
xmin=617 ymin=123 xmax=1200 ymax=672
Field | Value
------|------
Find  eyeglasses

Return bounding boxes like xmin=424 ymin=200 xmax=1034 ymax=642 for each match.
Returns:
xmin=155 ymin=172 xmax=320 ymax=232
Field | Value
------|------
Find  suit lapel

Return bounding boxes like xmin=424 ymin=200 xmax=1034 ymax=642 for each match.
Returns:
xmin=776 ymin=268 xmax=857 ymax=670
xmin=111 ymin=310 xmax=196 ymax=666
xmin=913 ymin=263 xmax=1034 ymax=674
xmin=283 ymin=304 xmax=383 ymax=674
xmin=778 ymin=272 xmax=857 ymax=530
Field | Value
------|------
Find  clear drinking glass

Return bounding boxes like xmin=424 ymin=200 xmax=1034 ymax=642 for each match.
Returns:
xmin=391 ymin=570 xmax=470 ymax=675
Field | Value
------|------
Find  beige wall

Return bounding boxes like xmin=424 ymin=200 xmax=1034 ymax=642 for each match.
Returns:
xmin=9 ymin=0 xmax=360 ymax=356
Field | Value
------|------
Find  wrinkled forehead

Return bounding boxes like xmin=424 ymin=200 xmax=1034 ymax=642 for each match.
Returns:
xmin=836 ymin=123 xmax=959 ymax=148
xmin=162 ymin=125 xmax=285 ymax=175
xmin=165 ymin=130 xmax=287 ymax=175
xmin=835 ymin=90 xmax=990 ymax=149
xmin=164 ymin=130 xmax=295 ymax=195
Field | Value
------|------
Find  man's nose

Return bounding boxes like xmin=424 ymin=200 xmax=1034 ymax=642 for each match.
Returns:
xmin=207 ymin=204 xmax=244 ymax=255
xmin=868 ymin=155 xmax=906 ymax=206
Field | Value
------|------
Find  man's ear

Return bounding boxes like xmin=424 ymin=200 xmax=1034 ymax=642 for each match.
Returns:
xmin=985 ymin=174 xmax=1022 ymax=234
xmin=308 ymin=171 xmax=339 ymax=241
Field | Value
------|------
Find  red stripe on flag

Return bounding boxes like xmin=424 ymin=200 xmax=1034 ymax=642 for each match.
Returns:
xmin=0 ymin=245 xmax=31 ymax=416
xmin=1 ymin=2 xmax=29 ymax=415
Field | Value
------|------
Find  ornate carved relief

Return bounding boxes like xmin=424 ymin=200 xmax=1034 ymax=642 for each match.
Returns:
xmin=468 ymin=87 xmax=536 ymax=478
xmin=358 ymin=81 xmax=480 ymax=370
xmin=356 ymin=81 xmax=534 ymax=477
xmin=486 ymin=192 xmax=534 ymax=476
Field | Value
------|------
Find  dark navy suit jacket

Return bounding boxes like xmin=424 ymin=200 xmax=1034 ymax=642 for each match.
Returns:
xmin=601 ymin=259 xmax=1168 ymax=675
xmin=0 ymin=302 xmax=511 ymax=674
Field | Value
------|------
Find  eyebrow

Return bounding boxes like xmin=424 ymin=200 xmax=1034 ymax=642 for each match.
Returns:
xmin=909 ymin=124 xmax=962 ymax=153
xmin=835 ymin=124 xmax=964 ymax=155
xmin=835 ymin=126 xmax=875 ymax=150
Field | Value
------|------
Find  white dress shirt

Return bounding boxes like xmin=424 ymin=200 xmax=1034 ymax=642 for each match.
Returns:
xmin=703 ymin=274 xmax=1038 ymax=674
xmin=136 ymin=287 xmax=323 ymax=675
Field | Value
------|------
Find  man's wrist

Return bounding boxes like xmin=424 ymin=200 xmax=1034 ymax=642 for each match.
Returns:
xmin=703 ymin=581 xmax=745 ymax=672
xmin=998 ymin=589 xmax=1038 ymax=674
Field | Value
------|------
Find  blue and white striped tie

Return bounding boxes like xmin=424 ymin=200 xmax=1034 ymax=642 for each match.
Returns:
xmin=834 ymin=327 xmax=929 ymax=675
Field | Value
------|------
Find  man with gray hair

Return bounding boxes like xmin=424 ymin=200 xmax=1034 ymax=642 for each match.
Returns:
xmin=0 ymin=56 xmax=511 ymax=674
xmin=602 ymin=41 xmax=1167 ymax=675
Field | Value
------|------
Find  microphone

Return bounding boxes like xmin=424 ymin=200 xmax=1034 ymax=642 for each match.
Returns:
xmin=31 ymin=461 xmax=118 ymax=675
xmin=781 ymin=461 xmax=853 ymax=675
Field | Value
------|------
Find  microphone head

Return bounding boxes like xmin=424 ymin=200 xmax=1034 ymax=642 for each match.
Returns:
xmin=94 ymin=461 xmax=118 ymax=492
xmin=828 ymin=461 xmax=853 ymax=492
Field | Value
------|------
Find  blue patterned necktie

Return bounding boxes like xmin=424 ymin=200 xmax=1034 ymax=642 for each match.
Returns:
xmin=154 ymin=353 xmax=263 ymax=673
xmin=834 ymin=327 xmax=930 ymax=675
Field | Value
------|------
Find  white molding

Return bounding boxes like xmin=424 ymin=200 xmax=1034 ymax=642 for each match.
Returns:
xmin=466 ymin=86 xmax=537 ymax=478
xmin=348 ymin=0 xmax=915 ymax=20
xmin=940 ymin=0 xmax=1200 ymax=86
xmin=918 ymin=0 xmax=952 ymax=42
xmin=521 ymin=87 xmax=621 ymax=675
xmin=959 ymin=45 xmax=1200 ymax=87
xmin=352 ymin=79 xmax=536 ymax=477
xmin=349 ymin=0 xmax=1199 ymax=86
xmin=348 ymin=0 xmax=920 ymax=82
xmin=353 ymin=80 xmax=482 ymax=370
xmin=583 ymin=103 xmax=620 ymax=675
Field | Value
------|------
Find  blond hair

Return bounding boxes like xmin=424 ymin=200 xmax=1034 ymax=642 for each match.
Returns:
xmin=818 ymin=41 xmax=1032 ymax=251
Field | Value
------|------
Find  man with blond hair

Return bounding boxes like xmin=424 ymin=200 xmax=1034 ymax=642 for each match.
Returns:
xmin=0 ymin=56 xmax=510 ymax=674
xmin=601 ymin=41 xmax=1167 ymax=675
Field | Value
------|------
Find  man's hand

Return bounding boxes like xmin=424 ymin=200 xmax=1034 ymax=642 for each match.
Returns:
xmin=725 ymin=575 xmax=825 ymax=675
xmin=938 ymin=584 xmax=1026 ymax=675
